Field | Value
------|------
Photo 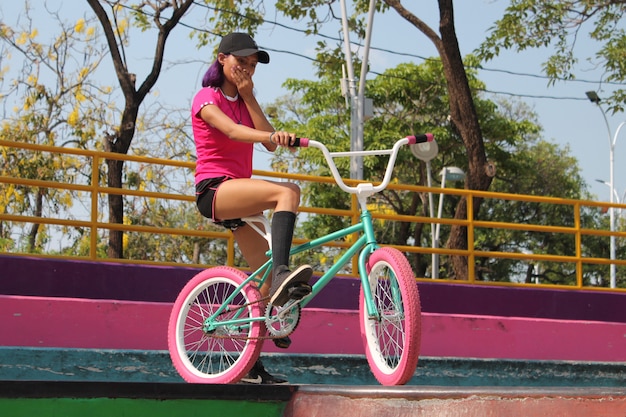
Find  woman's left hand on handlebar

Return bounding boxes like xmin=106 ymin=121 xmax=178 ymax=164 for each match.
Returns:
xmin=270 ymin=131 xmax=298 ymax=150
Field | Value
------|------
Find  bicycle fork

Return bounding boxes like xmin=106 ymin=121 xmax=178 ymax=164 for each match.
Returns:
xmin=358 ymin=210 xmax=382 ymax=320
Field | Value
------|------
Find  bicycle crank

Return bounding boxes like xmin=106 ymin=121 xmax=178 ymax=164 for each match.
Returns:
xmin=264 ymin=301 xmax=301 ymax=338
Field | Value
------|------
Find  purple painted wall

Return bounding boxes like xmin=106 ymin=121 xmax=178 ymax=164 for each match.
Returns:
xmin=1 ymin=255 xmax=624 ymax=323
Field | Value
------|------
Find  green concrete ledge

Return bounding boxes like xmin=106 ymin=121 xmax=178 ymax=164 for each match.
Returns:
xmin=1 ymin=347 xmax=624 ymax=387
xmin=0 ymin=381 xmax=291 ymax=417
xmin=3 ymin=381 xmax=626 ymax=417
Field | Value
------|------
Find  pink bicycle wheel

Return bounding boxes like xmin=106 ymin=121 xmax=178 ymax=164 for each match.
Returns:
xmin=359 ymin=247 xmax=421 ymax=385
xmin=168 ymin=266 xmax=264 ymax=383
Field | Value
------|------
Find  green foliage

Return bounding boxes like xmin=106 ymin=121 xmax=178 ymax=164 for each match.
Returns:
xmin=1 ymin=1 xmax=619 ymax=287
xmin=189 ymin=0 xmax=265 ymax=49
xmin=478 ymin=0 xmax=626 ymax=113
xmin=270 ymin=55 xmax=607 ymax=285
xmin=123 ymin=196 xmax=230 ymax=265
xmin=475 ymin=138 xmax=608 ymax=284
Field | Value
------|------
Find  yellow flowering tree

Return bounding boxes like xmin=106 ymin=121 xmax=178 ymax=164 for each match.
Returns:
xmin=1 ymin=1 xmax=267 ymax=262
xmin=0 ymin=11 xmax=112 ymax=253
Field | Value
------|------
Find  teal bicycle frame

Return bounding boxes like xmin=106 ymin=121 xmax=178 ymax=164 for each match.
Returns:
xmin=203 ymin=209 xmax=379 ymax=334
xmin=287 ymin=209 xmax=379 ymax=315
xmin=202 ymin=134 xmax=433 ymax=333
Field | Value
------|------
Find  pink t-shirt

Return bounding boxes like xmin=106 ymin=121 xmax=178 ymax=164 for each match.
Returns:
xmin=192 ymin=87 xmax=254 ymax=183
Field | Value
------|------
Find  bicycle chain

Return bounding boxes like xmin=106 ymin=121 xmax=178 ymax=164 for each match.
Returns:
xmin=208 ymin=332 xmax=292 ymax=342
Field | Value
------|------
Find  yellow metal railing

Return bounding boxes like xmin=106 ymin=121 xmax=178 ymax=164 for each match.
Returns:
xmin=1 ymin=139 xmax=625 ymax=292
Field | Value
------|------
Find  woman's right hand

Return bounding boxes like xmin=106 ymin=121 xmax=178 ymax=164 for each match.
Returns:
xmin=231 ymin=65 xmax=254 ymax=99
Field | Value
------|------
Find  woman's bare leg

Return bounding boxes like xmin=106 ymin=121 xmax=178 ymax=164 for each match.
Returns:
xmin=215 ymin=178 xmax=311 ymax=306
xmin=214 ymin=178 xmax=300 ymax=219
xmin=233 ymin=224 xmax=271 ymax=297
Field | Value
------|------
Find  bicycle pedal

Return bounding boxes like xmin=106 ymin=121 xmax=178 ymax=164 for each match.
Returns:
xmin=273 ymin=336 xmax=292 ymax=349
xmin=287 ymin=283 xmax=312 ymax=300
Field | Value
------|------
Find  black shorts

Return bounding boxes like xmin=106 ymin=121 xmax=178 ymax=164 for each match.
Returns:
xmin=195 ymin=176 xmax=246 ymax=231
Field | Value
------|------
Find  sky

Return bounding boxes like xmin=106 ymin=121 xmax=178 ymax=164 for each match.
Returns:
xmin=1 ymin=1 xmax=625 ymax=204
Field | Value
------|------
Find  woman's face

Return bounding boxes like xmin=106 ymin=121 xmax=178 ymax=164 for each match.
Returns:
xmin=220 ymin=53 xmax=259 ymax=82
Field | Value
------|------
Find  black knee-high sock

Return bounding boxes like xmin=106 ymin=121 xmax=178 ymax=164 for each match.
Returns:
xmin=271 ymin=211 xmax=296 ymax=272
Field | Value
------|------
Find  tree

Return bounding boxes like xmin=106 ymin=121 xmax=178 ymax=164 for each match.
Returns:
xmin=1 ymin=1 xmax=272 ymax=261
xmin=269 ymin=0 xmax=496 ymax=279
xmin=0 ymin=2 xmax=205 ymax=260
xmin=86 ymin=0 xmax=195 ymax=258
xmin=382 ymin=0 xmax=497 ymax=279
xmin=474 ymin=132 xmax=606 ymax=285
xmin=270 ymin=59 xmax=600 ymax=284
xmin=478 ymin=0 xmax=626 ymax=113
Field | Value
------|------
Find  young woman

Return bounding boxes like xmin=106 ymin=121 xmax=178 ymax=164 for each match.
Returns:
xmin=192 ymin=32 xmax=312 ymax=383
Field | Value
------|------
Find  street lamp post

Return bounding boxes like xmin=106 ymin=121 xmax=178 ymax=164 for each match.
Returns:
xmin=586 ymin=91 xmax=626 ymax=288
xmin=411 ymin=140 xmax=439 ymax=278
xmin=433 ymin=166 xmax=465 ymax=279
xmin=596 ymin=179 xmax=626 ymax=214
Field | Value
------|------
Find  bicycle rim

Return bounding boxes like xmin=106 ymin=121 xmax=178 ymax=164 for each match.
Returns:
xmin=359 ymin=247 xmax=421 ymax=385
xmin=168 ymin=266 xmax=263 ymax=384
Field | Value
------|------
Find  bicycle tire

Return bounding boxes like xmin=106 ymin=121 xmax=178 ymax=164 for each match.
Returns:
xmin=359 ymin=247 xmax=421 ymax=385
xmin=168 ymin=266 xmax=264 ymax=384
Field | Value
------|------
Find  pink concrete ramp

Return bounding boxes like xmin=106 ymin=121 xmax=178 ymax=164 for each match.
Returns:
xmin=1 ymin=294 xmax=625 ymax=362
xmin=284 ymin=386 xmax=626 ymax=417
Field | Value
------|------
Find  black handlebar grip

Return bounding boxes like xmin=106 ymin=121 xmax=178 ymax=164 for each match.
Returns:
xmin=409 ymin=133 xmax=434 ymax=144
xmin=290 ymin=137 xmax=309 ymax=147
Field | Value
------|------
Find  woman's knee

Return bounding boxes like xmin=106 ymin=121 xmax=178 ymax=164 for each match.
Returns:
xmin=280 ymin=182 xmax=301 ymax=206
xmin=286 ymin=182 xmax=301 ymax=198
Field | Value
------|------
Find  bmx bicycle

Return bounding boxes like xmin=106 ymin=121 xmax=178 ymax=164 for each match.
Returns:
xmin=168 ymin=134 xmax=432 ymax=386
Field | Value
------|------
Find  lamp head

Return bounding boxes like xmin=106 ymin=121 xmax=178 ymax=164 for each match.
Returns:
xmin=440 ymin=166 xmax=466 ymax=182
xmin=586 ymin=91 xmax=601 ymax=104
xmin=410 ymin=139 xmax=438 ymax=162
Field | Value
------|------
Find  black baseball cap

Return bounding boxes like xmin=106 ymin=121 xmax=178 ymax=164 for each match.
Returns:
xmin=218 ymin=32 xmax=270 ymax=64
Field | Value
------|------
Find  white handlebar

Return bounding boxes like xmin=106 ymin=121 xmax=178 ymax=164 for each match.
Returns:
xmin=301 ymin=134 xmax=433 ymax=198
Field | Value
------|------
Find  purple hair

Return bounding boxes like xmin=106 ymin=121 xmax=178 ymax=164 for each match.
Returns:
xmin=202 ymin=58 xmax=224 ymax=87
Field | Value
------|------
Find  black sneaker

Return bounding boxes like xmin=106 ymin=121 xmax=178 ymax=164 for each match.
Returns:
xmin=240 ymin=360 xmax=288 ymax=384
xmin=269 ymin=265 xmax=313 ymax=307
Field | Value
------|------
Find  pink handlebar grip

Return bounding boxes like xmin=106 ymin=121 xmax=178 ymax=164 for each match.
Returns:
xmin=407 ymin=133 xmax=434 ymax=144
